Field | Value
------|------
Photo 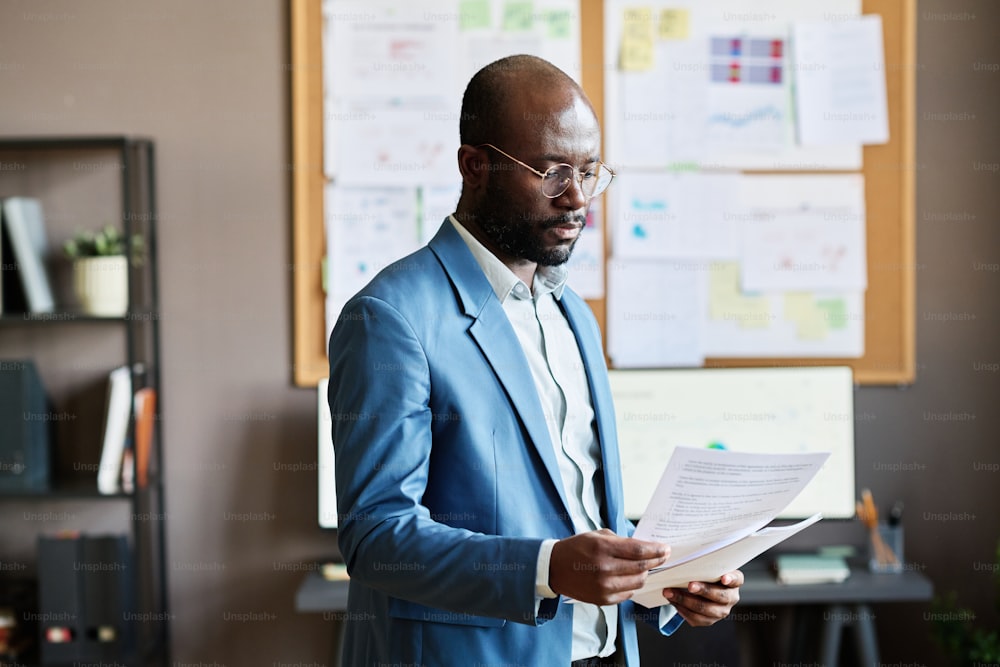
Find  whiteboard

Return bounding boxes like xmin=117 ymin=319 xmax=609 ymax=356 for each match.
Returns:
xmin=609 ymin=366 xmax=856 ymax=519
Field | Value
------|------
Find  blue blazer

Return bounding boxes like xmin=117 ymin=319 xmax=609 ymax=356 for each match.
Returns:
xmin=328 ymin=220 xmax=667 ymax=666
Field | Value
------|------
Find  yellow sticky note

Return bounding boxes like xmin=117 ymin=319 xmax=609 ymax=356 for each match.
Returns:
xmin=708 ymin=262 xmax=770 ymax=327
xmin=658 ymin=8 xmax=689 ymax=40
xmin=785 ymin=293 xmax=829 ymax=340
xmin=621 ymin=7 xmax=655 ymax=71
xmin=736 ymin=301 xmax=773 ymax=330
xmin=708 ymin=262 xmax=741 ymax=320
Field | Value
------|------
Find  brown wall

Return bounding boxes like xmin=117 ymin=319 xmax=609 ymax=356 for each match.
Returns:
xmin=0 ymin=1 xmax=997 ymax=665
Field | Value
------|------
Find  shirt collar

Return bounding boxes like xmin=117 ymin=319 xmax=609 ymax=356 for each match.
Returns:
xmin=449 ymin=215 xmax=568 ymax=302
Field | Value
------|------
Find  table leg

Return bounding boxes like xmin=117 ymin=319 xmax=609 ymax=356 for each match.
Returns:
xmin=820 ymin=603 xmax=845 ymax=666
xmin=854 ymin=603 xmax=880 ymax=666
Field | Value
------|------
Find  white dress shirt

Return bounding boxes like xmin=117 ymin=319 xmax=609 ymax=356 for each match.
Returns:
xmin=450 ymin=216 xmax=617 ymax=660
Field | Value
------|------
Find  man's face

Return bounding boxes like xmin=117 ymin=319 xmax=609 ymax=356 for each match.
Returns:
xmin=472 ymin=92 xmax=602 ymax=267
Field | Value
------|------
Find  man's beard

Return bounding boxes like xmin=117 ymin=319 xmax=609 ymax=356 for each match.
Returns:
xmin=473 ymin=179 xmax=585 ymax=267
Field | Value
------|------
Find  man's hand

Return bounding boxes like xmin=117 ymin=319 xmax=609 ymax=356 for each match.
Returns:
xmin=549 ymin=529 xmax=670 ymax=606
xmin=663 ymin=570 xmax=744 ymax=626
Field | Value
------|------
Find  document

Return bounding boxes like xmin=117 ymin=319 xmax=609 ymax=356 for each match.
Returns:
xmin=612 ymin=172 xmax=741 ymax=261
xmin=738 ymin=174 xmax=867 ymax=292
xmin=324 ymin=184 xmax=421 ymax=342
xmin=606 ymin=259 xmax=705 ymax=368
xmin=792 ymin=15 xmax=890 ymax=146
xmin=629 ymin=446 xmax=828 ymax=607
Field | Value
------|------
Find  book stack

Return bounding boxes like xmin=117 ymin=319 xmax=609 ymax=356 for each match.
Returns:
xmin=776 ymin=553 xmax=851 ymax=585
xmin=98 ymin=366 xmax=157 ymax=495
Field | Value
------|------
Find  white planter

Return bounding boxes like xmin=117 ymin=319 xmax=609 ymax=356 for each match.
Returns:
xmin=73 ymin=255 xmax=128 ymax=316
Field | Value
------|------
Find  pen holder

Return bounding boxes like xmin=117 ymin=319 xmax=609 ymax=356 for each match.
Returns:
xmin=868 ymin=522 xmax=903 ymax=573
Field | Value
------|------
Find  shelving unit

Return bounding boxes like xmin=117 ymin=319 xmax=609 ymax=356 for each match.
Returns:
xmin=0 ymin=137 xmax=168 ymax=666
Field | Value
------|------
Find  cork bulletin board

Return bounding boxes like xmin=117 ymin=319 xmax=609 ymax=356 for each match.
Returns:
xmin=290 ymin=0 xmax=916 ymax=386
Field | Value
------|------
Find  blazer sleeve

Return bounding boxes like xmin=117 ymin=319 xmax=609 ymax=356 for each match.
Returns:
xmin=329 ymin=295 xmax=552 ymax=625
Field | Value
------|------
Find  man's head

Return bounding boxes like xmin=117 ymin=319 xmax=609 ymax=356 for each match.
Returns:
xmin=454 ymin=55 xmax=603 ymax=271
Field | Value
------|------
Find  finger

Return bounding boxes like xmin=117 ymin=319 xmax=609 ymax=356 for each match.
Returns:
xmin=666 ymin=585 xmax=740 ymax=612
xmin=685 ymin=581 xmax=741 ymax=606
xmin=718 ymin=570 xmax=745 ymax=587
xmin=601 ymin=556 xmax=666 ymax=576
xmin=605 ymin=537 xmax=670 ymax=562
xmin=588 ymin=571 xmax=656 ymax=605
xmin=591 ymin=553 xmax=668 ymax=581
xmin=663 ymin=588 xmax=735 ymax=626
xmin=674 ymin=604 xmax=727 ymax=627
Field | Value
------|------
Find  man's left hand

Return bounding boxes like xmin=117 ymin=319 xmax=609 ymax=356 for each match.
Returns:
xmin=662 ymin=570 xmax=744 ymax=626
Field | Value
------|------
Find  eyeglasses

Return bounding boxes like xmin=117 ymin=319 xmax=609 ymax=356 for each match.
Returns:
xmin=478 ymin=143 xmax=615 ymax=199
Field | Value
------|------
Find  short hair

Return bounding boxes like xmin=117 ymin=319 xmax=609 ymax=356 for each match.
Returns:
xmin=459 ymin=55 xmax=580 ymax=147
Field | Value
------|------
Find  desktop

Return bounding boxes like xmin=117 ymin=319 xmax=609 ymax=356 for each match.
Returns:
xmin=609 ymin=366 xmax=857 ymax=520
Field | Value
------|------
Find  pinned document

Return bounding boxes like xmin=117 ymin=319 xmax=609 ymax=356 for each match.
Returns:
xmin=738 ymin=174 xmax=867 ymax=292
xmin=607 ymin=259 xmax=705 ymax=368
xmin=792 ymin=15 xmax=890 ymax=145
xmin=612 ymin=172 xmax=741 ymax=260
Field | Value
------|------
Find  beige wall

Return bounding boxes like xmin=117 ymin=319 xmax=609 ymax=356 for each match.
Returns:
xmin=0 ymin=1 xmax=333 ymax=663
xmin=1 ymin=1 xmax=997 ymax=665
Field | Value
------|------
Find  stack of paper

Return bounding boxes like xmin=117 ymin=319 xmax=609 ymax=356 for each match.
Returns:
xmin=626 ymin=447 xmax=829 ymax=608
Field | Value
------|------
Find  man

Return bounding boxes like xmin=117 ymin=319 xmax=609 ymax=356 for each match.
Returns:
xmin=328 ymin=54 xmax=742 ymax=666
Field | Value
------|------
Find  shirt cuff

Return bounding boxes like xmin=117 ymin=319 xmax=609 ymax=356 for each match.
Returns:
xmin=659 ymin=604 xmax=684 ymax=635
xmin=535 ymin=538 xmax=559 ymax=599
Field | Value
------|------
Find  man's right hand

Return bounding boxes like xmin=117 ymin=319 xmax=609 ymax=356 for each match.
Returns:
xmin=548 ymin=529 xmax=670 ymax=606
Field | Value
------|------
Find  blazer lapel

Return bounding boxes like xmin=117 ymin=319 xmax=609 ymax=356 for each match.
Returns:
xmin=429 ymin=221 xmax=574 ymax=529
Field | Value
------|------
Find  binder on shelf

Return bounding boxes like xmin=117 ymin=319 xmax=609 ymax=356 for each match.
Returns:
xmin=80 ymin=535 xmax=134 ymax=661
xmin=37 ymin=534 xmax=85 ymax=664
xmin=38 ymin=533 xmax=134 ymax=664
xmin=97 ymin=365 xmax=132 ymax=495
xmin=0 ymin=358 xmax=52 ymax=492
xmin=0 ymin=197 xmax=56 ymax=314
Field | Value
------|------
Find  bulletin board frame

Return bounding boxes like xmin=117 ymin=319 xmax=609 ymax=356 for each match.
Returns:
xmin=291 ymin=0 xmax=916 ymax=387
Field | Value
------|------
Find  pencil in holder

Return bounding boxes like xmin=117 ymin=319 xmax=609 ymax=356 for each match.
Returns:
xmin=868 ymin=522 xmax=903 ymax=573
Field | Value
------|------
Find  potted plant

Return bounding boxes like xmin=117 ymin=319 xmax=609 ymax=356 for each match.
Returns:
xmin=63 ymin=225 xmax=142 ymax=317
xmin=931 ymin=539 xmax=1000 ymax=666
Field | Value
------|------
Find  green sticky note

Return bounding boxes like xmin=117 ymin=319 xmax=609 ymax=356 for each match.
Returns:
xmin=503 ymin=0 xmax=534 ymax=32
xmin=817 ymin=297 xmax=849 ymax=330
xmin=545 ymin=9 xmax=572 ymax=39
xmin=460 ymin=0 xmax=491 ymax=31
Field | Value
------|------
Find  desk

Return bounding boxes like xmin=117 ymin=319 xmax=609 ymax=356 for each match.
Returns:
xmin=739 ymin=561 xmax=933 ymax=665
xmin=296 ymin=563 xmax=934 ymax=666
xmin=296 ymin=571 xmax=349 ymax=667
